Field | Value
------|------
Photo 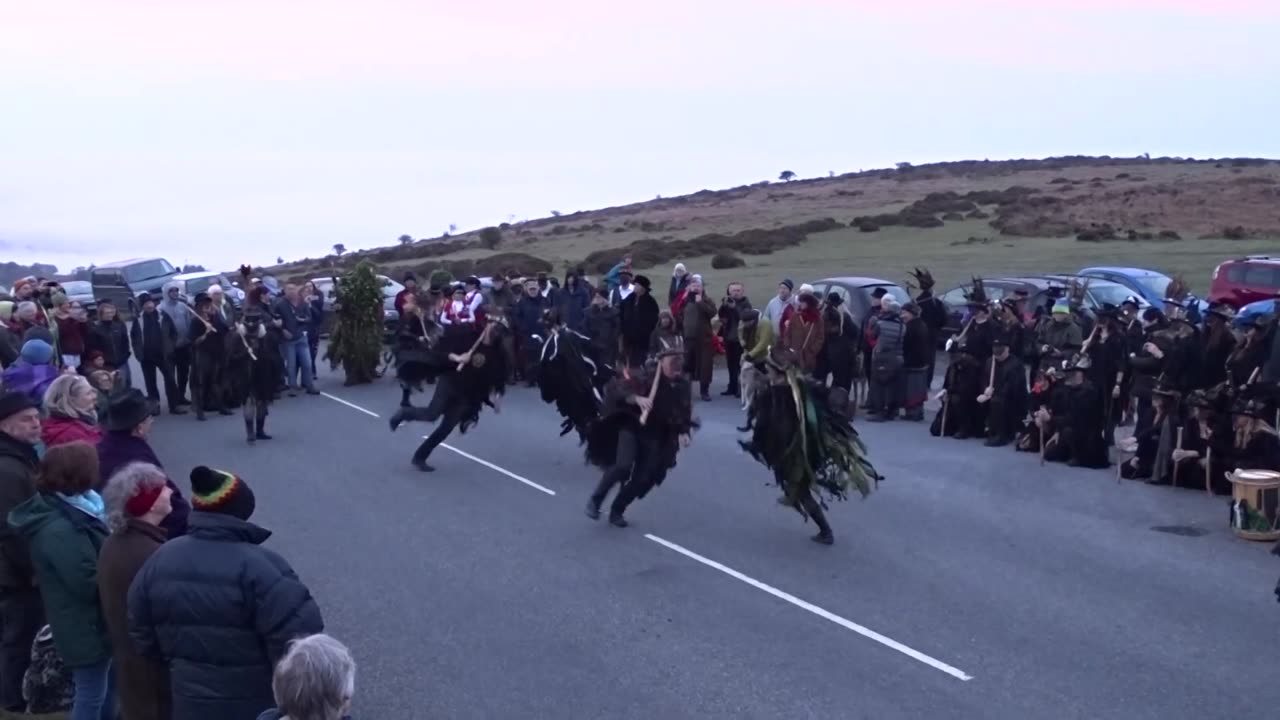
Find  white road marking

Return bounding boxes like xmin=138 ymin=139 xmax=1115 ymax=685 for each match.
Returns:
xmin=437 ymin=443 xmax=556 ymax=496
xmin=320 ymin=392 xmax=555 ymax=496
xmin=644 ymin=533 xmax=974 ymax=682
xmin=321 ymin=392 xmax=382 ymax=418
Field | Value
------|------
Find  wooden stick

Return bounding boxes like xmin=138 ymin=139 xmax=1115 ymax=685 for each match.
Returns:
xmin=1172 ymin=426 xmax=1184 ymax=486
xmin=456 ymin=323 xmax=491 ymax=371
xmin=1041 ymin=432 xmax=1059 ymax=466
xmin=1205 ymin=446 xmax=1212 ymax=495
xmin=638 ymin=362 xmax=663 ymax=425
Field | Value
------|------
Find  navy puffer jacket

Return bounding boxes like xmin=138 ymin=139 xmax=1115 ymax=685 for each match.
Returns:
xmin=127 ymin=512 xmax=324 ymax=720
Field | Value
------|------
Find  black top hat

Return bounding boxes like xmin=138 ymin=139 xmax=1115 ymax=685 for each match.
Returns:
xmin=1206 ymin=303 xmax=1236 ymax=322
xmin=105 ymin=389 xmax=152 ymax=432
xmin=1095 ymin=302 xmax=1120 ymax=319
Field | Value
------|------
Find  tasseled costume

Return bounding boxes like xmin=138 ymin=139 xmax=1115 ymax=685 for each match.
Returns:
xmin=538 ymin=327 xmax=615 ymax=441
xmin=740 ymin=367 xmax=882 ymax=520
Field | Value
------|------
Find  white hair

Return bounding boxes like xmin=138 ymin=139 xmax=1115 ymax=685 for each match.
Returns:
xmin=272 ymin=634 xmax=356 ymax=720
xmin=208 ymin=284 xmax=224 ymax=294
xmin=42 ymin=374 xmax=96 ymax=423
xmin=15 ymin=301 xmax=37 ymax=321
xmin=882 ymin=298 xmax=902 ymax=313
xmin=102 ymin=462 xmax=168 ymax=532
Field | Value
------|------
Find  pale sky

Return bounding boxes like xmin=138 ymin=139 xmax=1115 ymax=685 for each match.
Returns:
xmin=2 ymin=0 xmax=1276 ymax=273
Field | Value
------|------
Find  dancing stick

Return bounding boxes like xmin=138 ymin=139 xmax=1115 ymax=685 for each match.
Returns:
xmin=638 ymin=363 xmax=663 ymax=425
xmin=977 ymin=354 xmax=997 ymax=403
xmin=1172 ymin=426 xmax=1185 ymax=487
xmin=1205 ymin=446 xmax=1213 ymax=495
xmin=456 ymin=322 xmax=492 ymax=371
xmin=1041 ymin=432 xmax=1059 ymax=466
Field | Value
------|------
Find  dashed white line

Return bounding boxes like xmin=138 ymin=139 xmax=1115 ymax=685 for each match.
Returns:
xmin=644 ymin=533 xmax=975 ymax=682
xmin=320 ymin=392 xmax=554 ymax=495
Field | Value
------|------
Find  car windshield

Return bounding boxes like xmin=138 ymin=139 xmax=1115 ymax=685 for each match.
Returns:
xmin=381 ymin=278 xmax=404 ymax=298
xmin=183 ymin=276 xmax=218 ymax=295
xmin=1135 ymin=275 xmax=1171 ymax=300
xmin=61 ymin=281 xmax=91 ymax=295
xmin=1087 ymin=281 xmax=1137 ymax=308
xmin=122 ymin=259 xmax=176 ymax=284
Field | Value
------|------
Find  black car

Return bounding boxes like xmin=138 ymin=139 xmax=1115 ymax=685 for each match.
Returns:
xmin=809 ymin=277 xmax=913 ymax=327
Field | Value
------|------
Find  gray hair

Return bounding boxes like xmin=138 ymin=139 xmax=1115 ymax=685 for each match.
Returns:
xmin=273 ymin=634 xmax=356 ymax=720
xmin=43 ymin=374 xmax=96 ymax=423
xmin=102 ymin=462 xmax=168 ymax=532
xmin=15 ymin=301 xmax=37 ymax=321
xmin=882 ymin=299 xmax=902 ymax=313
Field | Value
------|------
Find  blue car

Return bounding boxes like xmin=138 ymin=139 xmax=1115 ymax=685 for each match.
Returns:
xmin=1078 ymin=266 xmax=1209 ymax=316
xmin=1235 ymin=298 xmax=1278 ymax=329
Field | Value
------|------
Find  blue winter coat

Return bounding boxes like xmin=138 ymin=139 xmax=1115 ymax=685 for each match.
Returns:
xmin=128 ymin=512 xmax=324 ymax=720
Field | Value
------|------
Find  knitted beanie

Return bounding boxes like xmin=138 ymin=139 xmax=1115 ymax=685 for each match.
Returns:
xmin=189 ymin=466 xmax=256 ymax=520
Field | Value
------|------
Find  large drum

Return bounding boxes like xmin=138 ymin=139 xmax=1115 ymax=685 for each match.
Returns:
xmin=1227 ymin=469 xmax=1280 ymax=541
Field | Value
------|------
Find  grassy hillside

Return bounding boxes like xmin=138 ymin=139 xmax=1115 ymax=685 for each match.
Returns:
xmin=267 ymin=155 xmax=1280 ymax=305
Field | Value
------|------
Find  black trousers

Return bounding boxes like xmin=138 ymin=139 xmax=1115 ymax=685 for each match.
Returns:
xmin=0 ymin=587 xmax=43 ymax=711
xmin=774 ymin=469 xmax=833 ymax=537
xmin=140 ymin=357 xmax=180 ymax=409
xmin=404 ymin=375 xmax=464 ymax=463
xmin=192 ymin=356 xmax=224 ymax=414
xmin=590 ymin=428 xmax=670 ymax=517
xmin=624 ymin=342 xmax=647 ymax=370
xmin=171 ymin=345 xmax=191 ymax=401
xmin=724 ymin=340 xmax=743 ymax=393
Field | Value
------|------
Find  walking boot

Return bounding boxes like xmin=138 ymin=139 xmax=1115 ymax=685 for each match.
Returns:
xmin=245 ymin=419 xmax=256 ymax=445
xmin=584 ymin=498 xmax=601 ymax=520
xmin=196 ymin=409 xmax=206 ymax=421
xmin=411 ymin=457 xmax=435 ymax=472
xmin=217 ymin=406 xmax=234 ymax=416
xmin=389 ymin=408 xmax=406 ymax=432
xmin=169 ymin=405 xmax=188 ymax=415
xmin=255 ymin=416 xmax=272 ymax=440
xmin=608 ymin=513 xmax=629 ymax=528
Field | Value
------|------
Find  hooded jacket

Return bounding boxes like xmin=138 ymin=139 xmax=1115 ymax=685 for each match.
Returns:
xmin=40 ymin=412 xmax=102 ymax=448
xmin=158 ymin=282 xmax=194 ymax=346
xmin=8 ymin=492 xmax=110 ymax=668
xmin=128 ymin=512 xmax=325 ymax=720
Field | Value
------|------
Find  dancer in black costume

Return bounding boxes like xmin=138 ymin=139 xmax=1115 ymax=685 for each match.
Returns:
xmin=227 ymin=298 xmax=277 ymax=444
xmin=739 ymin=347 xmax=881 ymax=545
xmin=584 ymin=340 xmax=695 ymax=527
xmin=537 ymin=309 xmax=615 ymax=441
xmin=393 ymin=294 xmax=441 ymax=408
xmin=388 ymin=316 xmax=506 ymax=472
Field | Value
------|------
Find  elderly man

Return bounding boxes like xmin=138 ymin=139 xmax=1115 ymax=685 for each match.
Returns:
xmin=208 ymin=285 xmax=236 ymax=324
xmin=0 ymin=393 xmax=44 ymax=711
xmin=158 ymin=282 xmax=195 ymax=407
xmin=257 ymin=634 xmax=356 ymax=720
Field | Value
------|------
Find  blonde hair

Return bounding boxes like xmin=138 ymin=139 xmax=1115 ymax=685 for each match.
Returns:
xmin=43 ymin=374 xmax=97 ymax=422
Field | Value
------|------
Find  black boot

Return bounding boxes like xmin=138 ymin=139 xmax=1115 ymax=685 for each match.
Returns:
xmin=411 ymin=457 xmax=435 ymax=472
xmin=196 ymin=408 xmax=206 ymax=421
xmin=245 ymin=419 xmax=256 ymax=444
xmin=608 ymin=513 xmax=628 ymax=528
xmin=584 ymin=499 xmax=601 ymax=520
xmin=255 ymin=416 xmax=272 ymax=440
xmin=389 ymin=408 xmax=406 ymax=432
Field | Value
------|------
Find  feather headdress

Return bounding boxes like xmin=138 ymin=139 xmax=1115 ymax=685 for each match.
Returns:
xmin=910 ymin=267 xmax=936 ymax=291
xmin=1067 ymin=276 xmax=1090 ymax=308
xmin=963 ymin=276 xmax=988 ymax=307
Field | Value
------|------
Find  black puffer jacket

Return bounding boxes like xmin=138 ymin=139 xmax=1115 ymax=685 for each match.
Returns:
xmin=127 ymin=512 xmax=324 ymax=720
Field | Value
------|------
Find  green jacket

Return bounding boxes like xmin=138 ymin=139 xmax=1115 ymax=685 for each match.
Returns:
xmin=9 ymin=492 xmax=110 ymax=668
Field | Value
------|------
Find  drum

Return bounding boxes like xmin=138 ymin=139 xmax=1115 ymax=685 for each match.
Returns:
xmin=1227 ymin=469 xmax=1280 ymax=541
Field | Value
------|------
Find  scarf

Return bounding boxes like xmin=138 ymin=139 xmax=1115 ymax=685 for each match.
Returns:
xmin=59 ymin=490 xmax=106 ymax=522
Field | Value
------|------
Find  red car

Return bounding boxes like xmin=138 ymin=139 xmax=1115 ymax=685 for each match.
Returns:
xmin=1208 ymin=256 xmax=1280 ymax=308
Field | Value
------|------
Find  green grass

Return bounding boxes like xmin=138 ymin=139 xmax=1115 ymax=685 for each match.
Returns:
xmin=653 ymin=220 xmax=1274 ymax=307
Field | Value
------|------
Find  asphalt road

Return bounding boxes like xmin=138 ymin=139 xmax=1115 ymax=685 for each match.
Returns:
xmin=141 ymin=354 xmax=1280 ymax=720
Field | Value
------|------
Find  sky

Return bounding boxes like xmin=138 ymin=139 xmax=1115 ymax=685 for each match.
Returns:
xmin=2 ymin=0 xmax=1277 ymax=273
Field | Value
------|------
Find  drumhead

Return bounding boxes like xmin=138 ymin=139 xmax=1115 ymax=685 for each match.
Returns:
xmin=1231 ymin=469 xmax=1280 ymax=483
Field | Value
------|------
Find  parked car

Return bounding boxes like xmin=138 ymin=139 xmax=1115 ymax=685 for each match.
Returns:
xmin=1209 ymin=256 xmax=1280 ymax=309
xmin=1078 ymin=266 xmax=1209 ymax=315
xmin=90 ymin=258 xmax=181 ymax=317
xmin=311 ymin=275 xmax=403 ymax=339
xmin=170 ymin=271 xmax=244 ymax=306
xmin=1235 ymin=298 xmax=1277 ymax=329
xmin=59 ymin=280 xmax=97 ymax=318
xmin=808 ymin=277 xmax=912 ymax=327
xmin=939 ymin=275 xmax=1149 ymax=332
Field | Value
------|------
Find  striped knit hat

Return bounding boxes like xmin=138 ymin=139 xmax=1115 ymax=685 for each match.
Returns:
xmin=189 ymin=466 xmax=256 ymax=520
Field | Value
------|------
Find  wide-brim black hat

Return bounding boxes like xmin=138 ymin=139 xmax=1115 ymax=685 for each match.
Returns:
xmin=106 ymin=389 xmax=152 ymax=432
xmin=1231 ymin=397 xmax=1270 ymax=419
xmin=633 ymin=275 xmax=652 ymax=290
xmin=1121 ymin=295 xmax=1141 ymax=308
xmin=1206 ymin=304 xmax=1236 ymax=322
xmin=1095 ymin=303 xmax=1120 ymax=319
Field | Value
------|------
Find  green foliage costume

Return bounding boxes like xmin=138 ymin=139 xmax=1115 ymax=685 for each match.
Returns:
xmin=739 ymin=349 xmax=882 ymax=544
xmin=324 ymin=261 xmax=383 ymax=385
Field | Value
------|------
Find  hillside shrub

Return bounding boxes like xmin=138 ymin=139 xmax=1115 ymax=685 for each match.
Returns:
xmin=479 ymin=226 xmax=503 ymax=249
xmin=941 ymin=212 xmax=965 ymax=221
xmin=1159 ymin=230 xmax=1182 ymax=240
xmin=710 ymin=253 xmax=745 ymax=269
xmin=857 ymin=222 xmax=880 ymax=232
xmin=1223 ymin=225 xmax=1248 ymax=240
